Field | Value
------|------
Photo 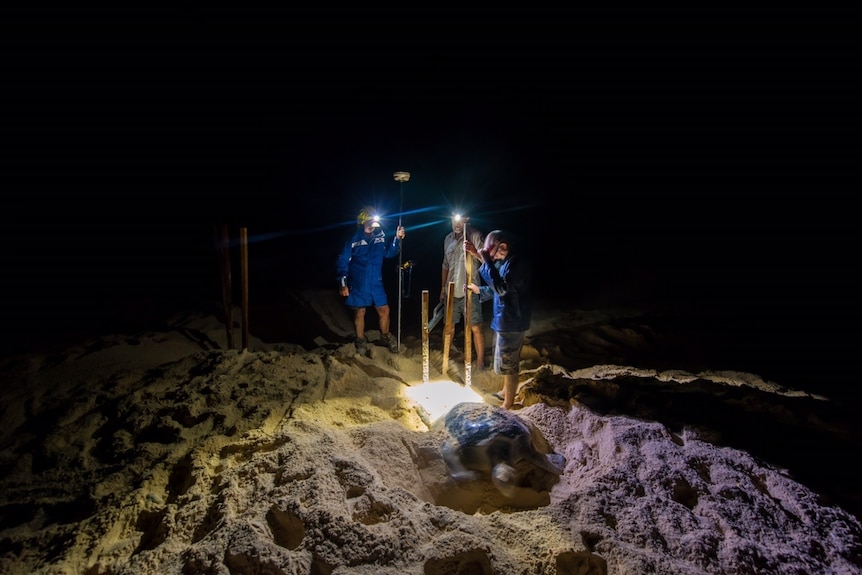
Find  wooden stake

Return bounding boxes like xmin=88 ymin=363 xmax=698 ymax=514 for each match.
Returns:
xmin=441 ymin=282 xmax=455 ymax=376
xmin=421 ymin=290 xmax=430 ymax=383
xmin=464 ymin=240 xmax=473 ymax=386
xmin=215 ymin=224 xmax=234 ymax=350
xmin=240 ymin=227 xmax=249 ymax=351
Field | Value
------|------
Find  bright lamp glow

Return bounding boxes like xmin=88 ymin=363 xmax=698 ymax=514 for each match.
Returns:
xmin=404 ymin=379 xmax=485 ymax=423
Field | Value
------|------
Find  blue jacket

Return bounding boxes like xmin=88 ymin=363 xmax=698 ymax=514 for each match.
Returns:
xmin=336 ymin=226 xmax=401 ymax=308
xmin=478 ymin=254 xmax=532 ymax=333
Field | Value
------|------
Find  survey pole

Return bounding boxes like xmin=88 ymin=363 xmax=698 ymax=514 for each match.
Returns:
xmin=393 ymin=171 xmax=410 ymax=353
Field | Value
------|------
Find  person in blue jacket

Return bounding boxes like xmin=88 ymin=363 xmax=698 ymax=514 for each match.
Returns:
xmin=467 ymin=229 xmax=531 ymax=409
xmin=336 ymin=206 xmax=406 ymax=354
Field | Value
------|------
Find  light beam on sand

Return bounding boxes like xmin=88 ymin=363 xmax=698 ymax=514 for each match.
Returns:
xmin=404 ymin=379 xmax=485 ymax=423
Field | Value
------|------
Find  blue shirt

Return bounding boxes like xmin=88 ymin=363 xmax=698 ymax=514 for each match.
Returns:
xmin=478 ymin=254 xmax=532 ymax=332
xmin=336 ymin=226 xmax=401 ymax=308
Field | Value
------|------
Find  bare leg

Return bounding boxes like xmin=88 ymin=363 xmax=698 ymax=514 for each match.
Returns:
xmin=376 ymin=304 xmax=391 ymax=335
xmin=502 ymin=373 xmax=518 ymax=410
xmin=354 ymin=307 xmax=367 ymax=340
xmin=472 ymin=324 xmax=485 ymax=368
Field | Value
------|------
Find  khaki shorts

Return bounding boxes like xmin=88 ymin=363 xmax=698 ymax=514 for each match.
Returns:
xmin=449 ymin=293 xmax=483 ymax=326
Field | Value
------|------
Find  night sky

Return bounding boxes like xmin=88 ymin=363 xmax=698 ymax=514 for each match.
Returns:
xmin=2 ymin=6 xmax=858 ymax=397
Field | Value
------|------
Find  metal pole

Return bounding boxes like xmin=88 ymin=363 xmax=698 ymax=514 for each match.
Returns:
xmin=393 ymin=171 xmax=410 ymax=353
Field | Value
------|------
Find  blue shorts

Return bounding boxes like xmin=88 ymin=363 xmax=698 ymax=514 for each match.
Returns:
xmin=346 ymin=282 xmax=389 ymax=308
xmin=493 ymin=331 xmax=526 ymax=376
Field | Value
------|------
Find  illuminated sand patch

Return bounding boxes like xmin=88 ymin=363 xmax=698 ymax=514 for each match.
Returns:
xmin=404 ymin=379 xmax=485 ymax=422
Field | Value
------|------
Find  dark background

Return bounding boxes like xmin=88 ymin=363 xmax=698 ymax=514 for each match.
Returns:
xmin=2 ymin=6 xmax=858 ymax=400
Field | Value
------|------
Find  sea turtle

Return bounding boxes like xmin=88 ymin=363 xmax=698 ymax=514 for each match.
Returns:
xmin=433 ymin=402 xmax=566 ymax=499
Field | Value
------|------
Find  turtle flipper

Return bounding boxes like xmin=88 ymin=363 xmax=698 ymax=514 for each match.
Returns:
xmin=491 ymin=463 xmax=523 ymax=499
xmin=544 ymin=453 xmax=565 ymax=475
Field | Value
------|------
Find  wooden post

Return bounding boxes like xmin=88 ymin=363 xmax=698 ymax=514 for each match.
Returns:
xmin=441 ymin=282 xmax=455 ymax=376
xmin=215 ymin=224 xmax=234 ymax=349
xmin=422 ymin=290 xmax=430 ymax=383
xmin=240 ymin=227 xmax=249 ymax=351
xmin=464 ymin=239 xmax=473 ymax=387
